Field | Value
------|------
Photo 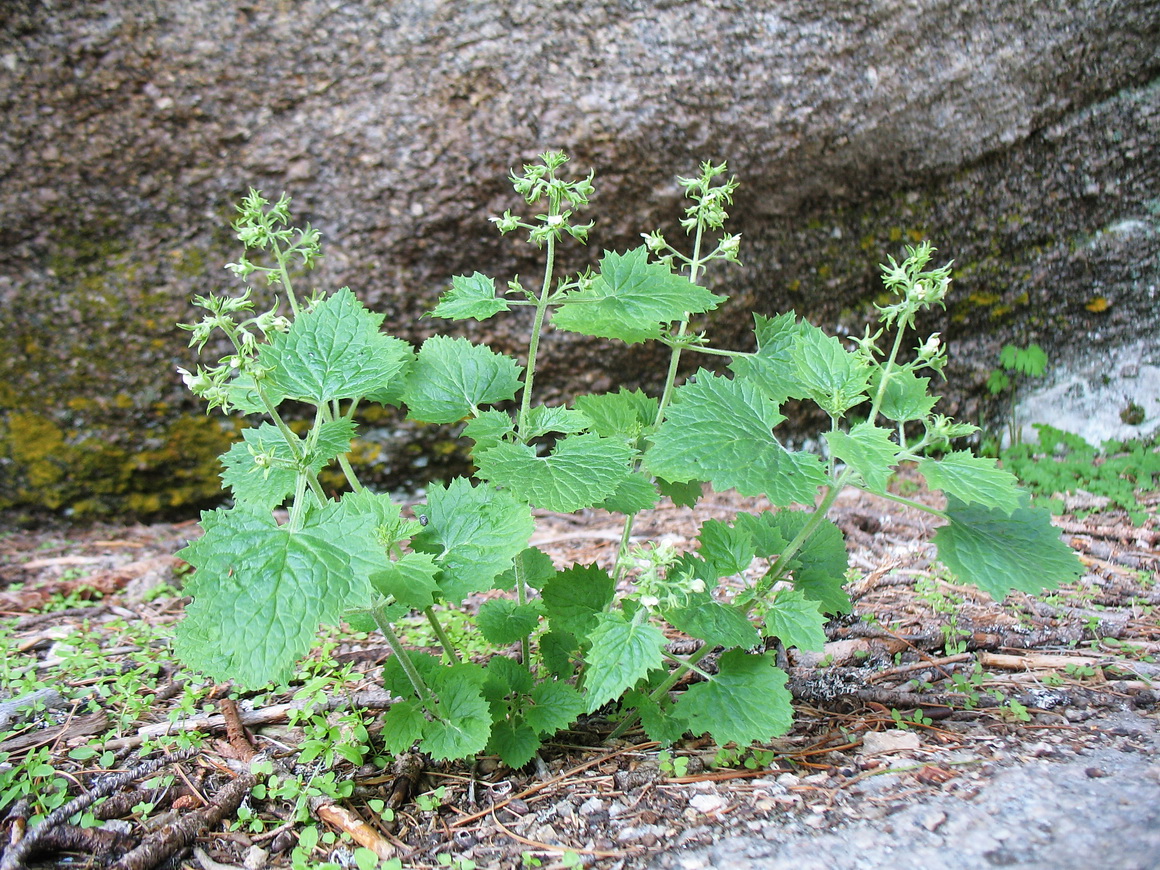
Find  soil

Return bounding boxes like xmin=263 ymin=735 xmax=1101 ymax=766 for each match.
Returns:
xmin=0 ymin=480 xmax=1157 ymax=870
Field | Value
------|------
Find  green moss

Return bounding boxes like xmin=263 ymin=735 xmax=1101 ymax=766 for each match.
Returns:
xmin=0 ymin=409 xmax=237 ymax=523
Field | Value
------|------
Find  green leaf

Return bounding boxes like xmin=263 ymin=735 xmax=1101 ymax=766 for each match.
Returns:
xmin=792 ymin=324 xmax=871 ymax=417
xmin=382 ymin=650 xmax=443 ymax=699
xmin=646 ymin=370 xmax=827 ymax=506
xmin=933 ymin=494 xmax=1082 ymax=600
xmin=430 ymin=272 xmax=510 ymax=321
xmin=600 ymin=472 xmax=660 ymax=514
xmin=574 ymin=388 xmax=658 ymax=439
xmin=552 ymin=247 xmax=724 ymax=344
xmin=421 ymin=670 xmax=492 ymax=761
xmin=728 ymin=312 xmax=809 ymax=405
xmin=477 ymin=599 xmax=542 ymax=645
xmin=474 ymin=434 xmax=634 ymax=512
xmin=403 ymin=336 xmax=523 ymax=424
xmin=524 ymin=681 xmax=586 ymax=736
xmin=920 ymin=451 xmax=1022 ymax=515
xmin=762 ymin=589 xmax=827 ymax=651
xmin=381 ymin=700 xmax=425 ymax=755
xmin=583 ymin=612 xmax=667 ymax=712
xmin=412 ymin=479 xmax=534 ymax=603
xmin=371 ymin=552 xmax=441 ymax=610
xmin=258 ymin=287 xmax=412 ymax=404
xmin=488 ymin=719 xmax=540 ymax=768
xmin=825 ymin=422 xmax=899 ymax=493
xmin=675 ymin=650 xmax=794 ymax=745
xmin=657 ymin=477 xmax=703 ymax=508
xmin=483 ymin=656 xmax=534 ymax=700
xmin=876 ymin=368 xmax=938 ymax=423
xmin=766 ymin=512 xmax=850 ymax=614
xmin=541 ymin=564 xmax=617 ymax=641
xmin=732 ymin=512 xmax=790 ymax=559
xmin=539 ymin=630 xmax=579 ymax=677
xmin=175 ymin=503 xmax=379 ymax=688
xmin=696 ymin=518 xmax=756 ymax=577
xmin=494 ymin=546 xmax=557 ymax=591
xmin=622 ymin=690 xmax=689 ymax=746
xmin=522 ymin=406 xmax=590 ymax=440
xmin=667 ymin=599 xmax=760 ymax=650
xmin=463 ymin=409 xmax=515 ymax=451
xmin=220 ymin=420 xmax=356 ymax=510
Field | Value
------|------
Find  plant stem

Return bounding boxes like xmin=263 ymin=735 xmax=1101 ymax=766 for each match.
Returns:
xmin=513 ymin=553 xmax=532 ymax=666
xmin=372 ymin=604 xmax=435 ymax=706
xmin=423 ymin=608 xmax=461 ymax=664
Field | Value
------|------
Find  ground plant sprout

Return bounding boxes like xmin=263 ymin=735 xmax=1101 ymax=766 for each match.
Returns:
xmin=174 ymin=153 xmax=1082 ymax=765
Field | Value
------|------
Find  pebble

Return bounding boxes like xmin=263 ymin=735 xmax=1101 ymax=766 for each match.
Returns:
xmin=860 ymin=730 xmax=921 ymax=755
xmin=689 ymin=794 xmax=728 ymax=815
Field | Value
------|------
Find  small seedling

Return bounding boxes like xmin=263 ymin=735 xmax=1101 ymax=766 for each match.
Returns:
xmin=986 ymin=343 xmax=1048 ymax=447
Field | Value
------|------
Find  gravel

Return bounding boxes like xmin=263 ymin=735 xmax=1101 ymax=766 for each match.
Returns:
xmin=649 ymin=710 xmax=1160 ymax=870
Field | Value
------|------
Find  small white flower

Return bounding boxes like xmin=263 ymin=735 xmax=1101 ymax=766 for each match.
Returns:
xmin=641 ymin=594 xmax=660 ymax=609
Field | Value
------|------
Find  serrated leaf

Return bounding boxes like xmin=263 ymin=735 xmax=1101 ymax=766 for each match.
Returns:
xmin=732 ymin=512 xmax=790 ymax=559
xmin=675 ymin=650 xmax=793 ymax=746
xmin=729 ymin=312 xmax=809 ymax=405
xmin=622 ymin=690 xmax=689 ymax=746
xmin=600 ymin=472 xmax=660 ymax=514
xmin=175 ymin=503 xmax=379 ymax=688
xmin=583 ymin=611 xmax=667 ymax=712
xmin=220 ymin=420 xmax=356 ymax=510
xmin=477 ymin=599 xmax=542 ymax=645
xmin=523 ymin=405 xmax=590 ymax=440
xmin=876 ymin=368 xmax=938 ymax=423
xmin=483 ymin=656 xmax=534 ymax=700
xmin=667 ymin=599 xmax=760 ymax=650
xmin=825 ymin=422 xmax=899 ymax=493
xmin=474 ymin=433 xmax=634 ymax=512
xmin=539 ymin=630 xmax=579 ymax=677
xmin=696 ymin=518 xmax=756 ymax=577
xmin=524 ymin=681 xmax=586 ymax=736
xmin=488 ymin=719 xmax=540 ymax=768
xmin=403 ymin=335 xmax=523 ymax=423
xmin=646 ymin=370 xmax=827 ymax=506
xmin=411 ymin=478 xmax=534 ymax=603
xmin=463 ymin=409 xmax=515 ymax=451
xmin=766 ymin=512 xmax=850 ymax=614
xmin=552 ymin=246 xmax=724 ymax=344
xmin=920 ymin=451 xmax=1022 ymax=515
xmin=791 ymin=324 xmax=871 ymax=417
xmin=371 ymin=552 xmax=440 ymax=610
xmin=574 ymin=388 xmax=659 ymax=439
xmin=657 ymin=477 xmax=704 ymax=508
xmin=381 ymin=650 xmax=442 ymax=699
xmin=762 ymin=589 xmax=827 ymax=651
xmin=541 ymin=564 xmax=617 ymax=641
xmin=494 ymin=546 xmax=557 ymax=591
xmin=258 ymin=287 xmax=412 ymax=404
xmin=933 ymin=494 xmax=1082 ymax=600
xmin=381 ymin=700 xmax=425 ymax=755
xmin=430 ymin=272 xmax=510 ymax=321
xmin=421 ymin=672 xmax=491 ymax=761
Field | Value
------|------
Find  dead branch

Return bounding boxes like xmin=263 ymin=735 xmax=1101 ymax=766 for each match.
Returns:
xmin=0 ymin=747 xmax=199 ymax=870
xmin=108 ymin=772 xmax=256 ymax=870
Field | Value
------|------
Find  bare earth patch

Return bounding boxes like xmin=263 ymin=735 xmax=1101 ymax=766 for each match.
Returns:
xmin=1 ymin=481 xmax=1157 ymax=870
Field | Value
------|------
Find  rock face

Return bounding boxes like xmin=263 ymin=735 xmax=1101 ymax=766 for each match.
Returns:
xmin=1 ymin=0 xmax=1157 ymax=520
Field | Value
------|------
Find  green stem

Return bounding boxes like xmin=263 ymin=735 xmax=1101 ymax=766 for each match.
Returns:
xmin=607 ymin=643 xmax=714 ymax=741
xmin=849 ymin=485 xmax=948 ymax=520
xmin=868 ymin=320 xmax=909 ymax=425
xmin=423 ymin=607 xmax=461 ymax=664
xmin=270 ymin=239 xmax=300 ymax=317
xmin=516 ymin=230 xmax=556 ymax=437
xmin=372 ymin=604 xmax=435 ymax=706
xmin=513 ymin=553 xmax=532 ymax=666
